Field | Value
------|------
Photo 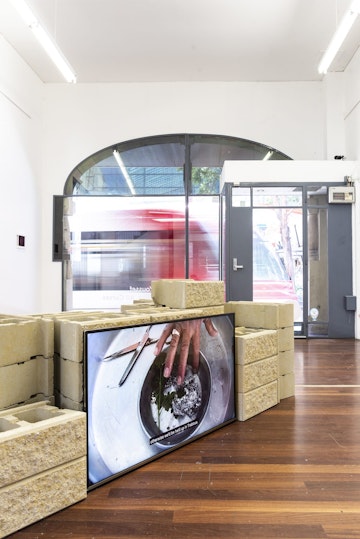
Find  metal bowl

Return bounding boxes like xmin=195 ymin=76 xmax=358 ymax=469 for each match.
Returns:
xmin=139 ymin=349 xmax=211 ymax=447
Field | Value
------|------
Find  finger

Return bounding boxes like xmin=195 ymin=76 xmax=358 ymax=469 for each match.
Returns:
xmin=177 ymin=332 xmax=191 ymax=385
xmin=163 ymin=325 xmax=182 ymax=377
xmin=204 ymin=318 xmax=218 ymax=336
xmin=154 ymin=323 xmax=173 ymax=355
xmin=191 ymin=325 xmax=201 ymax=373
xmin=163 ymin=336 xmax=179 ymax=378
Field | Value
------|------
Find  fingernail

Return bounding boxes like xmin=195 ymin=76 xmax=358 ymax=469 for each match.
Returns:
xmin=164 ymin=367 xmax=170 ymax=378
xmin=177 ymin=376 xmax=182 ymax=385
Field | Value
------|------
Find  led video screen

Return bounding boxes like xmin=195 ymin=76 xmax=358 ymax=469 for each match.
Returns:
xmin=85 ymin=313 xmax=235 ymax=489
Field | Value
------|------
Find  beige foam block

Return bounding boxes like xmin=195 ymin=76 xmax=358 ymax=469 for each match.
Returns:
xmin=279 ymin=350 xmax=295 ymax=375
xmin=236 ymin=380 xmax=279 ymax=421
xmin=121 ymin=303 xmax=165 ymax=314
xmin=225 ymin=301 xmax=279 ymax=329
xmin=55 ymin=356 xmax=83 ymax=403
xmin=0 ymin=457 xmax=87 ymax=538
xmin=60 ymin=314 xmax=151 ymax=362
xmin=278 ymin=326 xmax=295 ymax=352
xmin=0 ymin=403 xmax=86 ymax=488
xmin=235 ymin=329 xmax=278 ymax=365
xmin=151 ymin=279 xmax=225 ymax=309
xmin=226 ymin=301 xmax=294 ymax=330
xmin=278 ymin=302 xmax=294 ymax=328
xmin=279 ymin=372 xmax=296 ymax=400
xmin=235 ymin=355 xmax=279 ymax=393
xmin=0 ymin=318 xmax=54 ymax=367
xmin=149 ymin=308 xmax=206 ymax=323
xmin=0 ymin=315 xmax=33 ymax=322
xmin=35 ymin=312 xmax=121 ymax=354
xmin=54 ymin=391 xmax=83 ymax=411
xmin=0 ymin=356 xmax=53 ymax=409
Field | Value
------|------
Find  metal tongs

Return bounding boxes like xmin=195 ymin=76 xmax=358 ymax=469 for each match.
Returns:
xmin=103 ymin=325 xmax=155 ymax=386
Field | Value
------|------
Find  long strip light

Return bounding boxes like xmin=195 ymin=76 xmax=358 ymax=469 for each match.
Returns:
xmin=113 ymin=150 xmax=136 ymax=195
xmin=263 ymin=150 xmax=274 ymax=161
xmin=11 ymin=0 xmax=76 ymax=83
xmin=318 ymin=0 xmax=360 ymax=74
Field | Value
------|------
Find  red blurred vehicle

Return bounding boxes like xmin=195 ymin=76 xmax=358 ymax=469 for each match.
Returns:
xmin=70 ymin=207 xmax=300 ymax=314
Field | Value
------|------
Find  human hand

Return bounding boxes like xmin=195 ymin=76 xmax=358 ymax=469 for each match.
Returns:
xmin=154 ymin=318 xmax=217 ymax=385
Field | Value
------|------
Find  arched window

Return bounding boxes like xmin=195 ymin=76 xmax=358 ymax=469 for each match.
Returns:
xmin=61 ymin=134 xmax=290 ymax=310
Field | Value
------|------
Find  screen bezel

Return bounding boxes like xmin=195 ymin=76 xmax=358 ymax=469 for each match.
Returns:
xmin=85 ymin=312 xmax=236 ymax=490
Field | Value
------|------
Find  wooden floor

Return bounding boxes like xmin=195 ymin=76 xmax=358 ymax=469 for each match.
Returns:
xmin=8 ymin=339 xmax=360 ymax=539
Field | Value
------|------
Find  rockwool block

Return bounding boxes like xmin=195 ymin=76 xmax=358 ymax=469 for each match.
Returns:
xmin=278 ymin=326 xmax=295 ymax=352
xmin=35 ymin=311 xmax=121 ymax=355
xmin=149 ymin=306 xmax=225 ymax=324
xmin=0 ymin=317 xmax=54 ymax=368
xmin=151 ymin=279 xmax=225 ymax=309
xmin=120 ymin=303 xmax=165 ymax=314
xmin=0 ymin=402 xmax=86 ymax=488
xmin=235 ymin=329 xmax=278 ymax=365
xmin=235 ymin=355 xmax=279 ymax=393
xmin=279 ymin=372 xmax=296 ymax=400
xmin=225 ymin=301 xmax=294 ymax=330
xmin=279 ymin=350 xmax=295 ymax=375
xmin=59 ymin=314 xmax=151 ymax=362
xmin=0 ymin=457 xmax=87 ymax=538
xmin=236 ymin=380 xmax=279 ymax=421
xmin=278 ymin=302 xmax=294 ymax=328
xmin=54 ymin=355 xmax=83 ymax=403
xmin=0 ymin=356 xmax=53 ymax=409
xmin=54 ymin=391 xmax=84 ymax=411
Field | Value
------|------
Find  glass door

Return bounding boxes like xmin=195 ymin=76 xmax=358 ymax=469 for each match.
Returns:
xmin=223 ymin=185 xmax=304 ymax=333
xmin=252 ymin=187 xmax=304 ymax=334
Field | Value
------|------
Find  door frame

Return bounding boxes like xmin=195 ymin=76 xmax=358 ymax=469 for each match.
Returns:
xmin=221 ymin=182 xmax=355 ymax=338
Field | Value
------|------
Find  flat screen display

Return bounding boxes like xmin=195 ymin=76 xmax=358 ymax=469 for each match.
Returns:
xmin=85 ymin=313 xmax=235 ymax=489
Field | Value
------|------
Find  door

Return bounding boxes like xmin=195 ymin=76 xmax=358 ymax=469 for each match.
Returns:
xmin=222 ymin=183 xmax=355 ymax=338
xmin=223 ymin=184 xmax=303 ymax=330
xmin=222 ymin=185 xmax=253 ymax=301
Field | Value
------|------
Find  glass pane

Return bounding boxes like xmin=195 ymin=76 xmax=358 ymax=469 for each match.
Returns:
xmin=253 ymin=208 xmax=303 ymax=323
xmin=188 ymin=196 xmax=220 ymax=280
xmin=72 ymin=140 xmax=185 ymax=196
xmin=307 ymin=207 xmax=329 ymax=336
xmin=232 ymin=187 xmax=251 ymax=207
xmin=253 ymin=187 xmax=302 ymax=207
xmin=191 ymin=167 xmax=221 ymax=194
xmin=68 ymin=196 xmax=186 ymax=310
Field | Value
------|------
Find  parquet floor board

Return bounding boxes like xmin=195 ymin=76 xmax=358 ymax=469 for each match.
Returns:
xmin=6 ymin=338 xmax=360 ymax=539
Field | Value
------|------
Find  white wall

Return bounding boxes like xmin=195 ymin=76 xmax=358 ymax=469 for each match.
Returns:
xmin=0 ymin=36 xmax=43 ymax=314
xmin=343 ymin=47 xmax=360 ymax=337
xmin=40 ymin=81 xmax=325 ymax=312
xmin=3 ymin=36 xmax=359 ymax=320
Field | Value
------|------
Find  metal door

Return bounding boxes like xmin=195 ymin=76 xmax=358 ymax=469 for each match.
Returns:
xmin=222 ymin=184 xmax=253 ymax=301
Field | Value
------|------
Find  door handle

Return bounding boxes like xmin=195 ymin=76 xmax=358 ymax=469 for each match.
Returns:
xmin=232 ymin=258 xmax=244 ymax=271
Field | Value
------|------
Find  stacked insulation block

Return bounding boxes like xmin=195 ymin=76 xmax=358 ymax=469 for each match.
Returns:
xmin=0 ymin=282 xmax=296 ymax=535
xmin=0 ymin=402 xmax=86 ymax=538
xmin=48 ymin=311 xmax=152 ymax=410
xmin=225 ymin=301 xmax=295 ymax=420
xmin=0 ymin=315 xmax=54 ymax=410
xmin=151 ymin=279 xmax=225 ymax=309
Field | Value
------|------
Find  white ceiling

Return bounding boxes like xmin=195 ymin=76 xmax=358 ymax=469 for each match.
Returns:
xmin=0 ymin=0 xmax=359 ymax=84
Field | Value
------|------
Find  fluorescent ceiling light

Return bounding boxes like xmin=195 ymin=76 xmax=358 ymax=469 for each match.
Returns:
xmin=318 ymin=0 xmax=360 ymax=74
xmin=11 ymin=0 xmax=76 ymax=83
xmin=263 ymin=150 xmax=274 ymax=161
xmin=113 ymin=150 xmax=136 ymax=195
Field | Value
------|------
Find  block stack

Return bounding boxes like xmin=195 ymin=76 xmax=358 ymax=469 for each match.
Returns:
xmin=0 ymin=315 xmax=54 ymax=410
xmin=47 ymin=311 xmax=152 ymax=410
xmin=0 ymin=402 xmax=86 ymax=538
xmin=224 ymin=301 xmax=295 ymax=420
